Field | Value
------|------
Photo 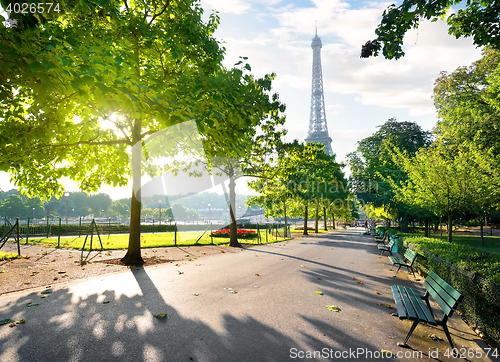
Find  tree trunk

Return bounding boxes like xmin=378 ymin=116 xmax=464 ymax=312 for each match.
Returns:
xmin=440 ymin=217 xmax=443 ymax=240
xmin=229 ymin=173 xmax=239 ymax=247
xmin=447 ymin=214 xmax=453 ymax=243
xmin=323 ymin=206 xmax=328 ymax=231
xmin=401 ymin=214 xmax=409 ymax=233
xmin=331 ymin=211 xmax=335 ymax=229
xmin=303 ymin=202 xmax=309 ymax=236
xmin=424 ymin=218 xmax=429 ymax=238
xmin=314 ymin=200 xmax=319 ymax=233
xmin=121 ymin=120 xmax=144 ymax=266
xmin=283 ymin=199 xmax=288 ymax=238
xmin=481 ymin=213 xmax=485 ymax=247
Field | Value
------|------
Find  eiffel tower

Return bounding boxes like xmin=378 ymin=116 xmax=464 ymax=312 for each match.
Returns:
xmin=305 ymin=27 xmax=333 ymax=155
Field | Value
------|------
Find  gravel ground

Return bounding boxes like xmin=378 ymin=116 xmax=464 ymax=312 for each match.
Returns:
xmin=0 ymin=242 xmax=249 ymax=295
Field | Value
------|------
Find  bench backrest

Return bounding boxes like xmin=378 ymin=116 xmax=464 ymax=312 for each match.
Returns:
xmin=403 ymin=248 xmax=417 ymax=265
xmin=386 ymin=240 xmax=395 ymax=248
xmin=424 ymin=271 xmax=462 ymax=317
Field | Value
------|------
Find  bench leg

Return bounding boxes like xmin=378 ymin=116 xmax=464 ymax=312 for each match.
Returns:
xmin=442 ymin=323 xmax=455 ymax=349
xmin=393 ymin=265 xmax=402 ymax=277
xmin=407 ymin=266 xmax=416 ymax=278
xmin=401 ymin=319 xmax=420 ymax=346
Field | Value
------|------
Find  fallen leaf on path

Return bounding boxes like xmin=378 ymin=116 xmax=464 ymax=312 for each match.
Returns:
xmin=316 ymin=291 xmax=323 ymax=295
xmin=428 ymin=334 xmax=443 ymax=341
xmin=318 ymin=277 xmax=322 ymax=280
xmin=102 ymin=301 xmax=110 ymax=304
xmin=231 ymin=290 xmax=238 ymax=294
xmin=353 ymin=277 xmax=356 ymax=280
xmin=178 ymin=271 xmax=184 ymax=275
xmin=220 ymin=250 xmax=225 ymax=253
xmin=357 ymin=281 xmax=363 ymax=284
xmin=255 ymin=273 xmax=260 ymax=277
xmin=0 ymin=319 xmax=12 ymax=325
xmin=154 ymin=313 xmax=167 ymax=318
xmin=379 ymin=303 xmax=393 ymax=309
xmin=375 ymin=291 xmax=381 ymax=295
xmin=193 ymin=293 xmax=200 ymax=296
xmin=326 ymin=305 xmax=341 ymax=312
xmin=379 ymin=349 xmax=392 ymax=357
xmin=299 ymin=265 xmax=304 ymax=268
xmin=58 ymin=271 xmax=66 ymax=274
xmin=26 ymin=303 xmax=39 ymax=307
xmin=0 ymin=270 xmax=7 ymax=273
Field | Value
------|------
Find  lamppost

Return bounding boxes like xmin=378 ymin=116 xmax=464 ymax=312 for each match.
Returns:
xmin=208 ymin=203 xmax=211 ymax=225
xmin=158 ymin=200 xmax=162 ymax=225
xmin=64 ymin=192 xmax=70 ymax=225
xmin=32 ymin=207 xmax=35 ymax=220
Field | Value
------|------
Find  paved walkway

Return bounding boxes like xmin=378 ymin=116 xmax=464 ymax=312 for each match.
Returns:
xmin=0 ymin=228 xmax=496 ymax=361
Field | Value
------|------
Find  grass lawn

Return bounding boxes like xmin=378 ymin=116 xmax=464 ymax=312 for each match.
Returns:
xmin=427 ymin=232 xmax=500 ymax=254
xmin=22 ymin=229 xmax=291 ymax=251
xmin=0 ymin=251 xmax=26 ymax=260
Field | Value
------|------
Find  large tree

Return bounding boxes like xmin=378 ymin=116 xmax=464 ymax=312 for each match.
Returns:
xmin=0 ymin=0 xmax=280 ymax=264
xmin=347 ymin=118 xmax=432 ymax=231
xmin=433 ymin=47 xmax=500 ymax=155
xmin=361 ymin=0 xmax=500 ymax=59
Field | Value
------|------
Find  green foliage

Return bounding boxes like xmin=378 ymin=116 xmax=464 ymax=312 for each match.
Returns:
xmin=387 ymin=140 xmax=500 ymax=241
xmin=347 ymin=118 xmax=432 ymax=228
xmin=434 ymin=48 xmax=500 ymax=158
xmin=362 ymin=0 xmax=500 ymax=59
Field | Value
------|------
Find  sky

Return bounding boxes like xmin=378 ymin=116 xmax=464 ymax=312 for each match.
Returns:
xmin=0 ymin=0 xmax=484 ymax=200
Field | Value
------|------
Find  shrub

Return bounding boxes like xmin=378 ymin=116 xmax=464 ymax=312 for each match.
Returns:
xmin=211 ymin=229 xmax=257 ymax=238
xmin=294 ymin=226 xmax=314 ymax=230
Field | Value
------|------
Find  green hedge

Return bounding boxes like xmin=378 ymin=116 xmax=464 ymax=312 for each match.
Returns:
xmin=378 ymin=227 xmax=500 ymax=348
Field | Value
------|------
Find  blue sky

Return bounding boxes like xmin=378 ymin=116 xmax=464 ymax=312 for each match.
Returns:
xmin=0 ymin=0 xmax=484 ymax=199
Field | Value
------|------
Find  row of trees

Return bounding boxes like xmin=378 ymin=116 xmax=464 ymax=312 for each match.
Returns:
xmin=247 ymin=141 xmax=357 ymax=234
xmin=349 ymin=48 xmax=500 ymax=243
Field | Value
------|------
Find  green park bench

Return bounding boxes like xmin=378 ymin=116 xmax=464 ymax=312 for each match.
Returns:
xmin=374 ymin=229 xmax=387 ymax=244
xmin=391 ymin=271 xmax=463 ymax=348
xmin=378 ymin=239 xmax=395 ymax=256
xmin=388 ymin=248 xmax=417 ymax=277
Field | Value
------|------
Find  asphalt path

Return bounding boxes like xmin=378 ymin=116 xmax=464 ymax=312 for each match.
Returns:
xmin=0 ymin=228 xmax=496 ymax=362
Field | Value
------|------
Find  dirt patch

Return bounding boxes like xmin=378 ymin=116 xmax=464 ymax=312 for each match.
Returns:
xmin=0 ymin=243 xmax=252 ymax=295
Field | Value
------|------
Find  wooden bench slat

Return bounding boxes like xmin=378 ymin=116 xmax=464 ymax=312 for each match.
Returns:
xmin=391 ymin=285 xmax=408 ymax=318
xmin=428 ymin=271 xmax=462 ymax=301
xmin=424 ymin=279 xmax=454 ymax=316
xmin=407 ymin=287 xmax=436 ymax=324
xmin=397 ymin=285 xmax=418 ymax=320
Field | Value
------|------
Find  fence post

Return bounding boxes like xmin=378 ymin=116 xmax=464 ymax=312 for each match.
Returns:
xmin=57 ymin=218 xmax=61 ymax=248
xmin=16 ymin=218 xmax=21 ymax=256
xmin=26 ymin=217 xmax=30 ymax=245
xmin=276 ymin=224 xmax=278 ymax=241
xmin=257 ymin=224 xmax=260 ymax=244
xmin=46 ymin=217 xmax=50 ymax=238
